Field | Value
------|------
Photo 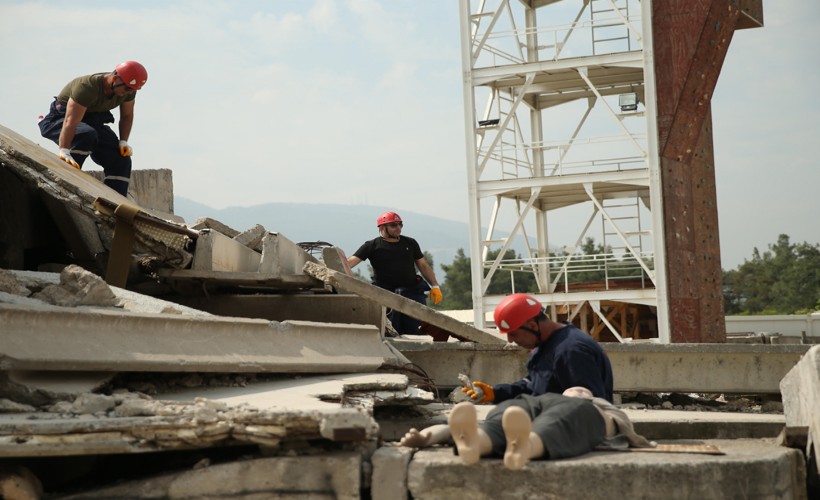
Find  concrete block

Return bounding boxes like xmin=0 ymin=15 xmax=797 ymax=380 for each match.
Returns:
xmin=371 ymin=446 xmax=413 ymax=500
xmin=127 ymin=169 xmax=174 ymax=217
xmin=407 ymin=441 xmax=806 ymax=500
xmin=322 ymin=246 xmax=354 ymax=275
xmin=233 ymin=223 xmax=267 ymax=251
xmin=780 ymin=345 xmax=820 ymax=474
xmin=188 ymin=217 xmax=239 ymax=238
xmin=603 ymin=343 xmax=810 ymax=394
xmin=259 ymin=232 xmax=318 ymax=276
xmin=173 ymin=293 xmax=385 ymax=331
xmin=87 ymin=169 xmax=175 ymax=217
xmin=64 ymin=453 xmax=362 ymax=499
xmin=392 ymin=339 xmax=527 ymax=388
xmin=191 ymin=229 xmax=261 ymax=272
xmin=393 ymin=341 xmax=810 ymax=395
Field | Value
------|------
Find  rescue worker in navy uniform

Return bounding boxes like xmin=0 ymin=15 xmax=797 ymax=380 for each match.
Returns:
xmin=39 ymin=60 xmax=148 ymax=197
xmin=347 ymin=211 xmax=443 ymax=334
xmin=464 ymin=293 xmax=614 ymax=403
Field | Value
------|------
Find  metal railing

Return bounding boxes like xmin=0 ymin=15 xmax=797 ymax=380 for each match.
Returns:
xmin=485 ymin=250 xmax=654 ymax=293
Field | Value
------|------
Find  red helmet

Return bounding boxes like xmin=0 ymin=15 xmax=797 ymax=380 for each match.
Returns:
xmin=493 ymin=293 xmax=543 ymax=333
xmin=377 ymin=211 xmax=402 ymax=227
xmin=114 ymin=61 xmax=148 ymax=90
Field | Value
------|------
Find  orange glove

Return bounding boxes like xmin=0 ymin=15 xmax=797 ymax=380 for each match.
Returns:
xmin=118 ymin=140 xmax=133 ymax=157
xmin=429 ymin=286 xmax=443 ymax=305
xmin=461 ymin=381 xmax=494 ymax=403
xmin=58 ymin=148 xmax=80 ymax=169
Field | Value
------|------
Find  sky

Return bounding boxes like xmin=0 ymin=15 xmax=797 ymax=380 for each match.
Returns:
xmin=0 ymin=0 xmax=817 ymax=270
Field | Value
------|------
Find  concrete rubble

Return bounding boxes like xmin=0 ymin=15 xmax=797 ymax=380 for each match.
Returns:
xmin=1 ymin=122 xmax=817 ymax=498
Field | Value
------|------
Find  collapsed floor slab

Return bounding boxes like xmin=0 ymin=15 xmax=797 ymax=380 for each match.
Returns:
xmin=0 ymin=302 xmax=398 ymax=373
xmin=401 ymin=440 xmax=806 ymax=500
xmin=0 ymin=373 xmax=426 ymax=458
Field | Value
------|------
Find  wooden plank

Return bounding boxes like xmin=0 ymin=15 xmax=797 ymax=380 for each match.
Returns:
xmin=303 ymin=262 xmax=506 ymax=345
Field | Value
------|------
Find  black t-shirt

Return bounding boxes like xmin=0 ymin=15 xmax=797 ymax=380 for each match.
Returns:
xmin=352 ymin=236 xmax=423 ymax=290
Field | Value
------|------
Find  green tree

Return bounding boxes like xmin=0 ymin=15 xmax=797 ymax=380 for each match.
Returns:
xmin=438 ymin=248 xmax=539 ymax=310
xmin=438 ymin=249 xmax=473 ymax=310
xmin=723 ymin=234 xmax=820 ymax=314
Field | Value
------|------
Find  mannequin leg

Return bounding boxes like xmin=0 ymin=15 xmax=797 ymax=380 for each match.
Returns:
xmin=501 ymin=406 xmax=545 ymax=470
xmin=448 ymin=402 xmax=492 ymax=464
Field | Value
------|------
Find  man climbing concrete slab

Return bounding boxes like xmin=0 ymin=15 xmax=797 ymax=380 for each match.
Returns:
xmin=347 ymin=211 xmax=443 ymax=334
xmin=38 ymin=60 xmax=148 ymax=196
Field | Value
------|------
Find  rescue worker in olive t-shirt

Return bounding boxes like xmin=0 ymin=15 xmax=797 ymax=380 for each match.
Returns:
xmin=39 ymin=60 xmax=148 ymax=196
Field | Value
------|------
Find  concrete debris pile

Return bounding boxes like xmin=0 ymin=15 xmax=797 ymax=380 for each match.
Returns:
xmin=0 ymin=263 xmax=437 ymax=497
xmin=3 ymin=121 xmax=818 ymax=498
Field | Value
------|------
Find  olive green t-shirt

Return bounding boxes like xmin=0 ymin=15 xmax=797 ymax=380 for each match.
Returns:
xmin=57 ymin=73 xmax=135 ymax=112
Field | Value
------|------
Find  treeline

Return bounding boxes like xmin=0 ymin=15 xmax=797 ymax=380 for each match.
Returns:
xmin=430 ymin=234 xmax=820 ymax=315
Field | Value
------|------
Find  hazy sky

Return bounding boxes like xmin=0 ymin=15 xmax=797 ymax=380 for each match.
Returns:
xmin=0 ymin=1 xmax=817 ymax=269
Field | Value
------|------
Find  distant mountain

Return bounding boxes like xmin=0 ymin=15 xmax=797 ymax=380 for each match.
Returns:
xmin=174 ymin=197 xmax=472 ymax=271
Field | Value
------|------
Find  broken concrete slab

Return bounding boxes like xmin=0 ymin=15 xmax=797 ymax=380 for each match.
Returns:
xmin=191 ymin=229 xmax=261 ymax=272
xmin=0 ymin=124 xmax=194 ymax=271
xmin=0 ymin=371 xmax=114 ymax=407
xmin=87 ymin=169 xmax=178 ymax=221
xmin=258 ymin=232 xmax=319 ymax=276
xmin=405 ymin=440 xmax=805 ymax=500
xmin=397 ymin=339 xmax=812 ymax=394
xmin=322 ymin=246 xmax=355 ymax=275
xmin=57 ymin=453 xmax=361 ymax=500
xmin=371 ymin=446 xmax=414 ymax=500
xmin=160 ymin=373 xmax=431 ymax=413
xmin=780 ymin=344 xmax=820 ymax=474
xmin=2 ymin=268 xmax=210 ymax=316
xmin=303 ymin=262 xmax=506 ymax=345
xmin=0 ymin=373 xmax=426 ymax=457
xmin=0 ymin=302 xmax=400 ymax=373
xmin=233 ymin=223 xmax=267 ymax=251
xmin=605 ymin=342 xmax=811 ymax=394
xmin=391 ymin=338 xmax=527 ymax=389
xmin=172 ymin=293 xmax=385 ymax=331
xmin=188 ymin=217 xmax=240 ymax=238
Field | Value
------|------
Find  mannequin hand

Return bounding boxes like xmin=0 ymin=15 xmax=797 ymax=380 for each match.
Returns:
xmin=429 ymin=286 xmax=443 ymax=305
xmin=118 ymin=140 xmax=133 ymax=157
xmin=58 ymin=148 xmax=80 ymax=169
xmin=461 ymin=381 xmax=494 ymax=403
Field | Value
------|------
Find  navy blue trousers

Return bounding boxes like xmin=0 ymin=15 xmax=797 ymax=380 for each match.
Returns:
xmin=39 ymin=99 xmax=131 ymax=196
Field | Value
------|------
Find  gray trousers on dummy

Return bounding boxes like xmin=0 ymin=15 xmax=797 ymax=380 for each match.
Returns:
xmin=481 ymin=393 xmax=605 ymax=459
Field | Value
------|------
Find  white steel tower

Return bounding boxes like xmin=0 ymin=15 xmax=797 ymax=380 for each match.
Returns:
xmin=459 ymin=0 xmax=670 ymax=342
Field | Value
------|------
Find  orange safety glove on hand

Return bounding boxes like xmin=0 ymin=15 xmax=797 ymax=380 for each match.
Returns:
xmin=58 ymin=148 xmax=80 ymax=169
xmin=118 ymin=140 xmax=133 ymax=157
xmin=461 ymin=381 xmax=494 ymax=404
xmin=429 ymin=286 xmax=443 ymax=305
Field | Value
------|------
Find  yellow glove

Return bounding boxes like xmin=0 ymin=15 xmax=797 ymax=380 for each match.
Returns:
xmin=58 ymin=148 xmax=80 ymax=169
xmin=461 ymin=381 xmax=494 ymax=404
xmin=429 ymin=286 xmax=443 ymax=305
xmin=118 ymin=140 xmax=133 ymax=157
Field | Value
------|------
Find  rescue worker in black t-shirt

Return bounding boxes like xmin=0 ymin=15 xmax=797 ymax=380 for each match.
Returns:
xmin=39 ymin=60 xmax=148 ymax=196
xmin=347 ymin=211 xmax=443 ymax=334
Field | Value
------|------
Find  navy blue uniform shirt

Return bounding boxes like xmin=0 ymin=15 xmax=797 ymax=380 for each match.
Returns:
xmin=493 ymin=323 xmax=614 ymax=402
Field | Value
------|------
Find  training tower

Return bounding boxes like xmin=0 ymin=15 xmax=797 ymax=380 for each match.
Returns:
xmin=458 ymin=0 xmax=763 ymax=342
